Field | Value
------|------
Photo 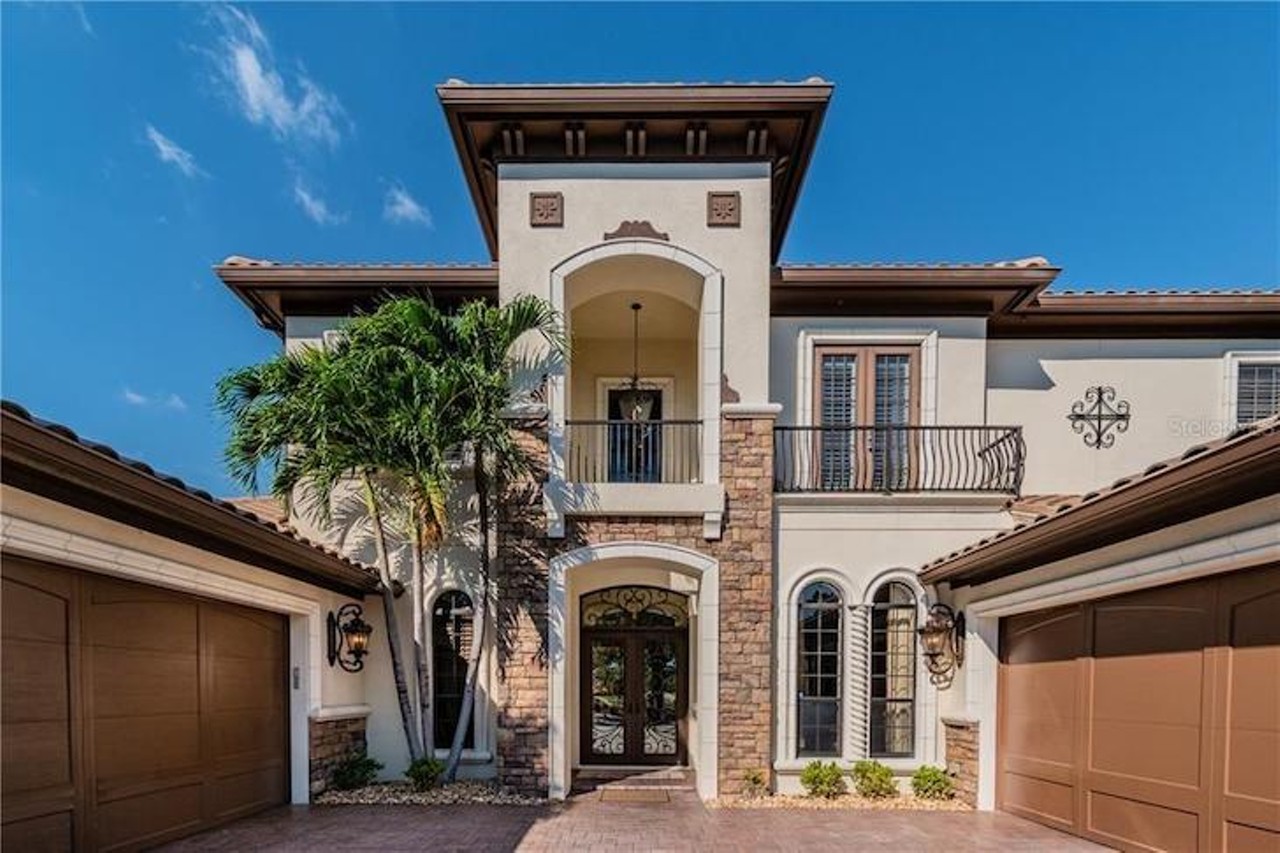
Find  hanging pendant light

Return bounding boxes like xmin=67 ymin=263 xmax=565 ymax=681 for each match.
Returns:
xmin=618 ymin=302 xmax=657 ymax=422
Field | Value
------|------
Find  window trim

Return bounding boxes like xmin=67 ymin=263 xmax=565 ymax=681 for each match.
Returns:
xmin=796 ymin=580 xmax=845 ymax=758
xmin=812 ymin=345 xmax=922 ymax=427
xmin=431 ymin=588 xmax=476 ymax=752
xmin=794 ymin=330 xmax=939 ymax=429
xmin=1223 ymin=351 xmax=1280 ymax=428
xmin=868 ymin=580 xmax=918 ymax=760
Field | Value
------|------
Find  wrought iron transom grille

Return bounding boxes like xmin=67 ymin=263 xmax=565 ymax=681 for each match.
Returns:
xmin=581 ymin=586 xmax=689 ymax=629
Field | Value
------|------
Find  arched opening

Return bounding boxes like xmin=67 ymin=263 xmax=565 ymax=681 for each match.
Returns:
xmin=432 ymin=590 xmax=474 ymax=750
xmin=796 ymin=580 xmax=843 ymax=757
xmin=548 ymin=541 xmax=719 ymax=800
xmin=869 ymin=580 xmax=917 ymax=758
xmin=578 ymin=586 xmax=689 ymax=765
xmin=565 ymin=255 xmax=704 ymax=484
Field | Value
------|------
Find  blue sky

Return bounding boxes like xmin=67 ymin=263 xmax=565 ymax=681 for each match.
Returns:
xmin=3 ymin=2 xmax=1277 ymax=496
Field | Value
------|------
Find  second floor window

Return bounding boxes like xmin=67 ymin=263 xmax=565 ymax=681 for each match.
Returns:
xmin=1237 ymin=362 xmax=1280 ymax=425
xmin=816 ymin=345 xmax=919 ymax=489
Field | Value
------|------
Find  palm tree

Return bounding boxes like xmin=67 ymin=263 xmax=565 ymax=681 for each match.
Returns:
xmin=217 ymin=308 xmax=460 ymax=765
xmin=439 ymin=294 xmax=564 ymax=783
xmin=217 ymin=294 xmax=561 ymax=784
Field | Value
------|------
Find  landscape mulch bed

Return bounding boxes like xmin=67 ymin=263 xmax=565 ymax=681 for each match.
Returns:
xmin=711 ymin=793 xmax=970 ymax=811
xmin=316 ymin=780 xmax=545 ymax=807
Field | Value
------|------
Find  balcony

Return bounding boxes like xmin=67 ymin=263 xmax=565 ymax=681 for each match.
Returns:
xmin=566 ymin=420 xmax=703 ymax=484
xmin=773 ymin=425 xmax=1025 ymax=494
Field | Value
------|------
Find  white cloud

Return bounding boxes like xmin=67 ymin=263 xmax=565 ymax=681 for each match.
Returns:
xmin=208 ymin=6 xmax=348 ymax=149
xmin=293 ymin=178 xmax=345 ymax=225
xmin=145 ymin=124 xmax=206 ymax=178
xmin=122 ymin=388 xmax=189 ymax=412
xmin=383 ymin=183 xmax=432 ymax=227
xmin=72 ymin=3 xmax=95 ymax=36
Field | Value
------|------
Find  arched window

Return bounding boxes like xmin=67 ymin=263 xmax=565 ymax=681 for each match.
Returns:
xmin=433 ymin=590 xmax=474 ymax=749
xmin=797 ymin=581 xmax=842 ymax=756
xmin=869 ymin=581 xmax=917 ymax=757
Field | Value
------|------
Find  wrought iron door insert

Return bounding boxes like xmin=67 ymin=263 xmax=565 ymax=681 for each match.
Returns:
xmin=580 ymin=587 xmax=689 ymax=765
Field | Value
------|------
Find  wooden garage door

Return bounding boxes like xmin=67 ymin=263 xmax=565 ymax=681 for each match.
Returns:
xmin=998 ymin=565 xmax=1280 ymax=852
xmin=2 ymin=557 xmax=289 ymax=851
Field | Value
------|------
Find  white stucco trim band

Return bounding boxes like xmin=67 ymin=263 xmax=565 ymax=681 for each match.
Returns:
xmin=547 ymin=540 xmax=719 ymax=801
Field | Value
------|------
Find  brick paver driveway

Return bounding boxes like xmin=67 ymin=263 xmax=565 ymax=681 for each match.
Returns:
xmin=160 ymin=792 xmax=1108 ymax=852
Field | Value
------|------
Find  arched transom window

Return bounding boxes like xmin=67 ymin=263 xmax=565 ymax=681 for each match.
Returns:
xmin=869 ymin=580 xmax=917 ymax=758
xmin=433 ymin=590 xmax=474 ymax=749
xmin=581 ymin=586 xmax=689 ymax=629
xmin=797 ymin=581 xmax=842 ymax=756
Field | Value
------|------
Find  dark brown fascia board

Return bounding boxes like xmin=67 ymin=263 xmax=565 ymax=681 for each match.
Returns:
xmin=991 ymin=292 xmax=1280 ymax=338
xmin=920 ymin=428 xmax=1280 ymax=588
xmin=436 ymin=81 xmax=835 ymax=111
xmin=770 ymin=265 xmax=1060 ymax=316
xmin=1 ymin=412 xmax=378 ymax=597
xmin=438 ymin=81 xmax=833 ymax=262
xmin=215 ymin=264 xmax=500 ymax=334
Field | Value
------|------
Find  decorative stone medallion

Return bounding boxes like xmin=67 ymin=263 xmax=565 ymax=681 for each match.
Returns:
xmin=529 ymin=192 xmax=563 ymax=227
xmin=707 ymin=191 xmax=741 ymax=227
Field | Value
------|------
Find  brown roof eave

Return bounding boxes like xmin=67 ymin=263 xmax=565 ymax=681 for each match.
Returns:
xmin=920 ymin=424 xmax=1280 ymax=588
xmin=1 ymin=408 xmax=379 ymax=597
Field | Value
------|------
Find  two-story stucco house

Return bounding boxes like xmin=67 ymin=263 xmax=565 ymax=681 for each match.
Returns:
xmin=5 ymin=79 xmax=1276 ymax=852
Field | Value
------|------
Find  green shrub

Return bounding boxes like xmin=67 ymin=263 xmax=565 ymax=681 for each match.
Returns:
xmin=331 ymin=754 xmax=383 ymax=791
xmin=405 ymin=756 xmax=446 ymax=791
xmin=799 ymin=760 xmax=847 ymax=799
xmin=741 ymin=767 xmax=769 ymax=799
xmin=852 ymin=759 xmax=897 ymax=799
xmin=910 ymin=765 xmax=955 ymax=800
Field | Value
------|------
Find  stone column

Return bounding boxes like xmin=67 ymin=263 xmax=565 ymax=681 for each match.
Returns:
xmin=716 ymin=409 xmax=777 ymax=795
xmin=309 ymin=715 xmax=369 ymax=795
xmin=942 ymin=717 xmax=980 ymax=807
xmin=493 ymin=416 xmax=552 ymax=795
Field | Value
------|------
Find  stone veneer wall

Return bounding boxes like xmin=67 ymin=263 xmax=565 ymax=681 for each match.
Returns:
xmin=941 ymin=717 xmax=979 ymax=807
xmin=309 ymin=716 xmax=368 ymax=795
xmin=494 ymin=413 xmax=776 ymax=796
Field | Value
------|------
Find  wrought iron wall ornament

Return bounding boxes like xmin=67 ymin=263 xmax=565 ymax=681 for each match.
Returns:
xmin=581 ymin=586 xmax=689 ymax=628
xmin=1068 ymin=386 xmax=1131 ymax=449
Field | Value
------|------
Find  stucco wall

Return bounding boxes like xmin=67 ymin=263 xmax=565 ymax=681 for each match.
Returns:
xmin=773 ymin=499 xmax=1013 ymax=786
xmin=987 ymin=338 xmax=1280 ymax=495
xmin=497 ymin=163 xmax=773 ymax=406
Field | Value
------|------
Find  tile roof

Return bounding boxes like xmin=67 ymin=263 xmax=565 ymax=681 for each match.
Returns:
xmin=440 ymin=78 xmax=833 ymax=88
xmin=777 ymin=256 xmax=1053 ymax=270
xmin=1 ymin=400 xmax=375 ymax=579
xmin=921 ymin=413 xmax=1280 ymax=579
xmin=220 ymin=255 xmax=496 ymax=270
xmin=224 ymin=495 xmax=289 ymax=525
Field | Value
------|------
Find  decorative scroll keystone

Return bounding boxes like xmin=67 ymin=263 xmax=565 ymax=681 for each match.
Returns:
xmin=603 ymin=220 xmax=669 ymax=241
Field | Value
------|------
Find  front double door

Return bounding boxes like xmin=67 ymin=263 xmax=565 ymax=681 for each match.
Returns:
xmin=581 ymin=630 xmax=687 ymax=765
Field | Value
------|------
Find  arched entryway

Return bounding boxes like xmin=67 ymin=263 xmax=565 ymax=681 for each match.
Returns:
xmin=579 ymin=586 xmax=689 ymax=765
xmin=548 ymin=541 xmax=719 ymax=800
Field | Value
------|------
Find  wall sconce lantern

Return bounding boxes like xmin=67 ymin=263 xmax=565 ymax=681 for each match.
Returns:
xmin=917 ymin=603 xmax=965 ymax=687
xmin=327 ymin=603 xmax=373 ymax=672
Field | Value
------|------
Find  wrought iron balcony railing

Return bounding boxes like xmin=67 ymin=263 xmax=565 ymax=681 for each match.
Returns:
xmin=566 ymin=420 xmax=703 ymax=484
xmin=774 ymin=425 xmax=1024 ymax=494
